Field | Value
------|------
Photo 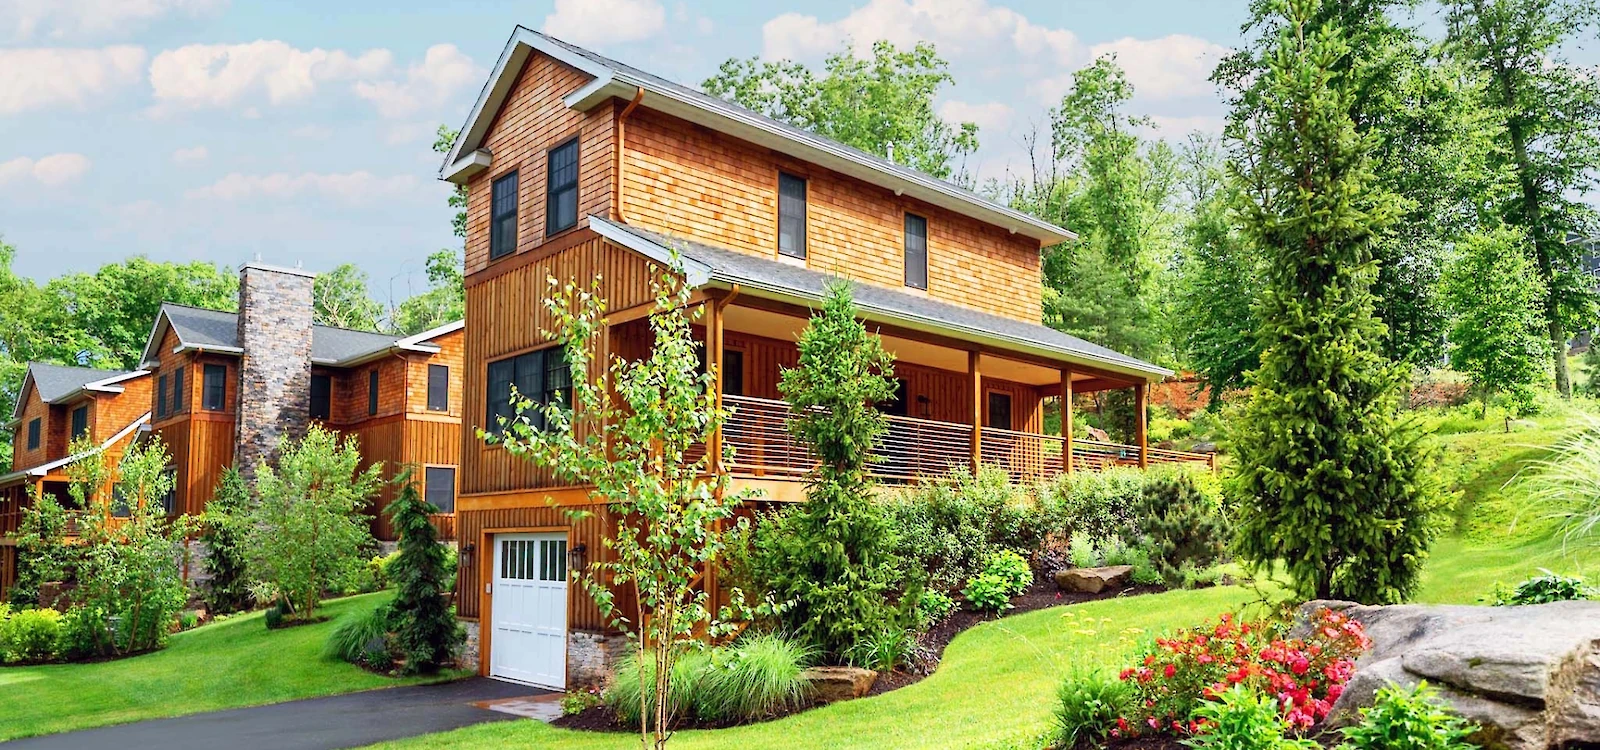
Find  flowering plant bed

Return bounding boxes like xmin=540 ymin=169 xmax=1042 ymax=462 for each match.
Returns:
xmin=1108 ymin=608 xmax=1369 ymax=742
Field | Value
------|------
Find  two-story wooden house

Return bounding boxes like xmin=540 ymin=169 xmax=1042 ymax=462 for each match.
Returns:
xmin=136 ymin=263 xmax=467 ymax=542
xmin=440 ymin=29 xmax=1212 ymax=689
xmin=0 ymin=363 xmax=153 ymax=594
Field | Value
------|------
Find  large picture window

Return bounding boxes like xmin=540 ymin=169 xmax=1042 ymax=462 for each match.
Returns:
xmin=486 ymin=345 xmax=570 ymax=434
xmin=490 ymin=171 xmax=518 ymax=260
xmin=546 ymin=138 xmax=579 ymax=235
xmin=778 ymin=172 xmax=807 ymax=259
xmin=904 ymin=213 xmax=928 ymax=290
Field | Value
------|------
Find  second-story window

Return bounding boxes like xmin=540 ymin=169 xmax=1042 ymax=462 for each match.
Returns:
xmin=486 ymin=345 xmax=569 ymax=434
xmin=157 ymin=374 xmax=168 ymax=417
xmin=905 ymin=213 xmax=929 ymax=290
xmin=367 ymin=369 xmax=380 ymax=416
xmin=490 ymin=171 xmax=518 ymax=260
xmin=26 ymin=417 xmax=40 ymax=450
xmin=778 ymin=172 xmax=807 ymax=260
xmin=546 ymin=138 xmax=579 ymax=236
xmin=71 ymin=405 xmax=89 ymax=440
xmin=310 ymin=374 xmax=331 ymax=421
xmin=427 ymin=364 xmax=449 ymax=412
xmin=202 ymin=364 xmax=226 ymax=411
xmin=172 ymin=367 xmax=185 ymax=414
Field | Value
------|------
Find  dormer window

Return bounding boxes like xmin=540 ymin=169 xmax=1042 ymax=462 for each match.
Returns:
xmin=778 ymin=172 xmax=807 ymax=260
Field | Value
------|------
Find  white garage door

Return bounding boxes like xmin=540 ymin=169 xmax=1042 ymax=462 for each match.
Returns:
xmin=490 ymin=532 xmax=568 ymax=689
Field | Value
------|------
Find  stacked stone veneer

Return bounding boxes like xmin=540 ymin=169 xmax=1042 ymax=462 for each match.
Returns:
xmin=234 ymin=263 xmax=315 ymax=480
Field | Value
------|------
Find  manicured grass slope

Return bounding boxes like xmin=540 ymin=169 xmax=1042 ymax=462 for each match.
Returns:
xmin=373 ymin=587 xmax=1255 ymax=750
xmin=0 ymin=593 xmax=458 ymax=740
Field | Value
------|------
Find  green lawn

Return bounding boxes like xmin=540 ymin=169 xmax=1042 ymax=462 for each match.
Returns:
xmin=0 ymin=592 xmax=463 ymax=740
xmin=371 ymin=586 xmax=1255 ymax=750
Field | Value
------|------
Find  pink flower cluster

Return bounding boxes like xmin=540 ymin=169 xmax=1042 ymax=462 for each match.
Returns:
xmin=1112 ymin=609 xmax=1369 ymax=738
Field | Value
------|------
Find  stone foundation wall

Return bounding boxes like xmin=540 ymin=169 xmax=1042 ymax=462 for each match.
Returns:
xmin=458 ymin=619 xmax=480 ymax=670
xmin=569 ymin=629 xmax=629 ymax=689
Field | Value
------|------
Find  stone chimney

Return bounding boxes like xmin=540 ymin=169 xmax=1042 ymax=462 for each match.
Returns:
xmin=234 ymin=262 xmax=315 ymax=479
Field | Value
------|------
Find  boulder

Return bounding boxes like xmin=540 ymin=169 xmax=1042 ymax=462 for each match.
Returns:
xmin=1055 ymin=565 xmax=1134 ymax=594
xmin=801 ymin=666 xmax=877 ymax=703
xmin=1299 ymin=600 xmax=1600 ymax=750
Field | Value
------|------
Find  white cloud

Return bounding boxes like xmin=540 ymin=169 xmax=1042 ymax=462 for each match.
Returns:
xmin=0 ymin=46 xmax=147 ymax=115
xmin=939 ymin=100 xmax=1012 ymax=135
xmin=148 ymin=41 xmax=393 ymax=112
xmin=1088 ymin=35 xmax=1230 ymax=100
xmin=6 ymin=0 xmax=225 ymax=42
xmin=171 ymin=145 xmax=209 ymax=163
xmin=542 ymin=0 xmax=666 ymax=46
xmin=185 ymin=171 xmax=419 ymax=204
xmin=381 ymin=122 xmax=434 ymax=145
xmin=761 ymin=0 xmax=1078 ymax=66
xmin=352 ymin=44 xmax=481 ymax=120
xmin=0 ymin=153 xmax=93 ymax=188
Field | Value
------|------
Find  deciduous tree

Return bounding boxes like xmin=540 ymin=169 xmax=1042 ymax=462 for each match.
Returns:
xmin=313 ymin=263 xmax=384 ymax=332
xmin=1442 ymin=227 xmax=1551 ymax=416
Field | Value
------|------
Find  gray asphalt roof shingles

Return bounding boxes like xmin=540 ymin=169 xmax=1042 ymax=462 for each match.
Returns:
xmin=157 ymin=303 xmax=409 ymax=365
xmin=27 ymin=362 xmax=136 ymax=403
xmin=597 ymin=219 xmax=1168 ymax=377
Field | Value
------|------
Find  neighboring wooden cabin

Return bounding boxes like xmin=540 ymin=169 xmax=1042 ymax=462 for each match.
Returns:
xmin=438 ymin=29 xmax=1211 ymax=690
xmin=0 ymin=363 xmax=152 ymax=596
xmin=139 ymin=284 xmax=465 ymax=542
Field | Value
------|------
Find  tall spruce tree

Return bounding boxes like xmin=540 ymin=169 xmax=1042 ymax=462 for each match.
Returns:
xmin=1228 ymin=0 xmax=1443 ymax=604
xmin=384 ymin=467 xmax=462 ymax=674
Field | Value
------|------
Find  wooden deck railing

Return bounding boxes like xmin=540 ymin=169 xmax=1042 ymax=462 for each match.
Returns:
xmin=721 ymin=395 xmax=1213 ymax=484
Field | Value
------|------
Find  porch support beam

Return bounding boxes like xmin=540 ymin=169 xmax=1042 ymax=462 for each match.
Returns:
xmin=969 ymin=351 xmax=982 ymax=470
xmin=1135 ymin=382 xmax=1149 ymax=469
xmin=706 ymin=298 xmax=724 ymax=473
xmin=1061 ymin=368 xmax=1073 ymax=474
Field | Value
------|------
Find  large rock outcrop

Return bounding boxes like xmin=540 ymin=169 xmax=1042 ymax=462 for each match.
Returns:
xmin=1297 ymin=600 xmax=1600 ymax=749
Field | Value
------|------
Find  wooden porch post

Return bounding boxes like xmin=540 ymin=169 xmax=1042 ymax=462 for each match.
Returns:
xmin=969 ymin=351 xmax=982 ymax=470
xmin=706 ymin=298 xmax=724 ymax=474
xmin=1061 ymin=369 xmax=1074 ymax=474
xmin=1135 ymin=382 xmax=1149 ymax=469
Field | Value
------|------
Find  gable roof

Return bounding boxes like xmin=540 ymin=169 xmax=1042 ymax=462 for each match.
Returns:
xmin=0 ymin=411 xmax=151 ymax=488
xmin=441 ymin=27 xmax=1075 ymax=247
xmin=10 ymin=362 xmax=147 ymax=422
xmin=139 ymin=303 xmax=462 ymax=369
xmin=588 ymin=216 xmax=1169 ymax=381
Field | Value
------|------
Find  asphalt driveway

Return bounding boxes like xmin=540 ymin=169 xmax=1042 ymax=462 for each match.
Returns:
xmin=7 ymin=677 xmax=549 ymax=750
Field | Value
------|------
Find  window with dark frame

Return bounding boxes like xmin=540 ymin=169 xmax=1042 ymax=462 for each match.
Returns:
xmin=490 ymin=171 xmax=519 ymax=260
xmin=202 ymin=364 xmax=226 ymax=411
xmin=367 ymin=369 xmax=379 ymax=416
xmin=424 ymin=466 xmax=456 ymax=513
xmin=722 ymin=349 xmax=744 ymax=397
xmin=172 ymin=367 xmax=185 ymax=414
xmin=485 ymin=345 xmax=570 ymax=435
xmin=427 ymin=364 xmax=449 ymax=412
xmin=778 ymin=172 xmax=807 ymax=259
xmin=70 ymin=405 xmax=88 ymax=440
xmin=904 ymin=213 xmax=929 ymax=290
xmin=986 ymin=391 xmax=1013 ymax=431
xmin=309 ymin=374 xmax=331 ymax=421
xmin=157 ymin=374 xmax=168 ymax=417
xmin=546 ymin=138 xmax=579 ymax=236
xmin=26 ymin=418 xmax=40 ymax=450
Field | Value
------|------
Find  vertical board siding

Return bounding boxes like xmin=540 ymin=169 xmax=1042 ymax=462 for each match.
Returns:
xmin=405 ymin=329 xmax=465 ymax=417
xmin=457 ymin=502 xmax=621 ymax=630
xmin=620 ymin=107 xmax=1045 ymax=323
xmin=462 ymin=238 xmax=661 ymax=496
xmin=463 ymin=53 xmax=615 ymax=276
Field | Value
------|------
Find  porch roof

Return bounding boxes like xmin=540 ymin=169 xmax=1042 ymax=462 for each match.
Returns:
xmin=589 ymin=216 xmax=1172 ymax=381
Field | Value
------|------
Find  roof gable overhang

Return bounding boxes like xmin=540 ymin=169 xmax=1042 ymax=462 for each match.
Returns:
xmin=441 ymin=27 xmax=1076 ymax=247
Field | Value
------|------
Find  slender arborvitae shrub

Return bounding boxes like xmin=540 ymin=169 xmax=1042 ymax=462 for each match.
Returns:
xmin=384 ymin=466 xmax=461 ymax=674
xmin=1226 ymin=0 xmax=1444 ymax=603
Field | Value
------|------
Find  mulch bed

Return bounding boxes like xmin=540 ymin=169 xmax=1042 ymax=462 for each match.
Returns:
xmin=554 ymin=579 xmax=1164 ymax=732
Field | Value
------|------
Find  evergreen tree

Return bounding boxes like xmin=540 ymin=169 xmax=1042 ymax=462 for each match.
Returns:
xmin=199 ymin=468 xmax=253 ymax=614
xmin=1175 ymin=136 xmax=1261 ymax=406
xmin=759 ymin=281 xmax=902 ymax=660
xmin=1227 ymin=0 xmax=1444 ymax=604
xmin=384 ymin=467 xmax=462 ymax=674
xmin=1442 ymin=227 xmax=1551 ymax=417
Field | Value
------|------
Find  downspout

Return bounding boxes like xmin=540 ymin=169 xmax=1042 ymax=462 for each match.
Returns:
xmin=613 ymin=86 xmax=645 ymax=223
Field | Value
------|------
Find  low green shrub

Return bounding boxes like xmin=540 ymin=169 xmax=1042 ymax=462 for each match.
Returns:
xmin=844 ymin=626 xmax=911 ymax=671
xmin=1130 ymin=468 xmax=1231 ymax=586
xmin=1485 ymin=569 xmax=1593 ymax=606
xmin=914 ymin=589 xmax=955 ymax=629
xmin=1074 ymin=535 xmax=1162 ymax=586
xmin=608 ymin=635 xmax=812 ymax=727
xmin=962 ymin=573 xmax=1013 ymax=613
xmin=561 ymin=687 xmax=604 ymax=716
xmin=984 ymin=550 xmax=1033 ymax=596
xmin=323 ymin=604 xmax=393 ymax=670
xmin=2 ymin=608 xmax=61 ymax=663
xmin=1187 ymin=685 xmax=1319 ymax=750
xmin=263 ymin=601 xmax=288 ymax=630
xmin=1054 ymin=665 xmax=1132 ymax=748
xmin=1339 ymin=682 xmax=1476 ymax=750
xmin=884 ymin=466 xmax=1047 ymax=591
xmin=55 ymin=605 xmax=109 ymax=661
xmin=1041 ymin=467 xmax=1145 ymax=543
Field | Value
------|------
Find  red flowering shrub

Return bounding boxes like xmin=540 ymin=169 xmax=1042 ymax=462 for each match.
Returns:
xmin=1112 ymin=608 xmax=1370 ymax=739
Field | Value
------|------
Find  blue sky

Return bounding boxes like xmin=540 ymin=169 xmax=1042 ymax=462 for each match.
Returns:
xmin=0 ymin=1 xmax=1303 ymax=304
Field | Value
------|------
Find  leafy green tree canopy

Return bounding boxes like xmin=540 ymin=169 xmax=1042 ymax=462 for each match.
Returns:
xmin=312 ymin=263 xmax=384 ymax=332
xmin=1442 ymin=227 xmax=1551 ymax=416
